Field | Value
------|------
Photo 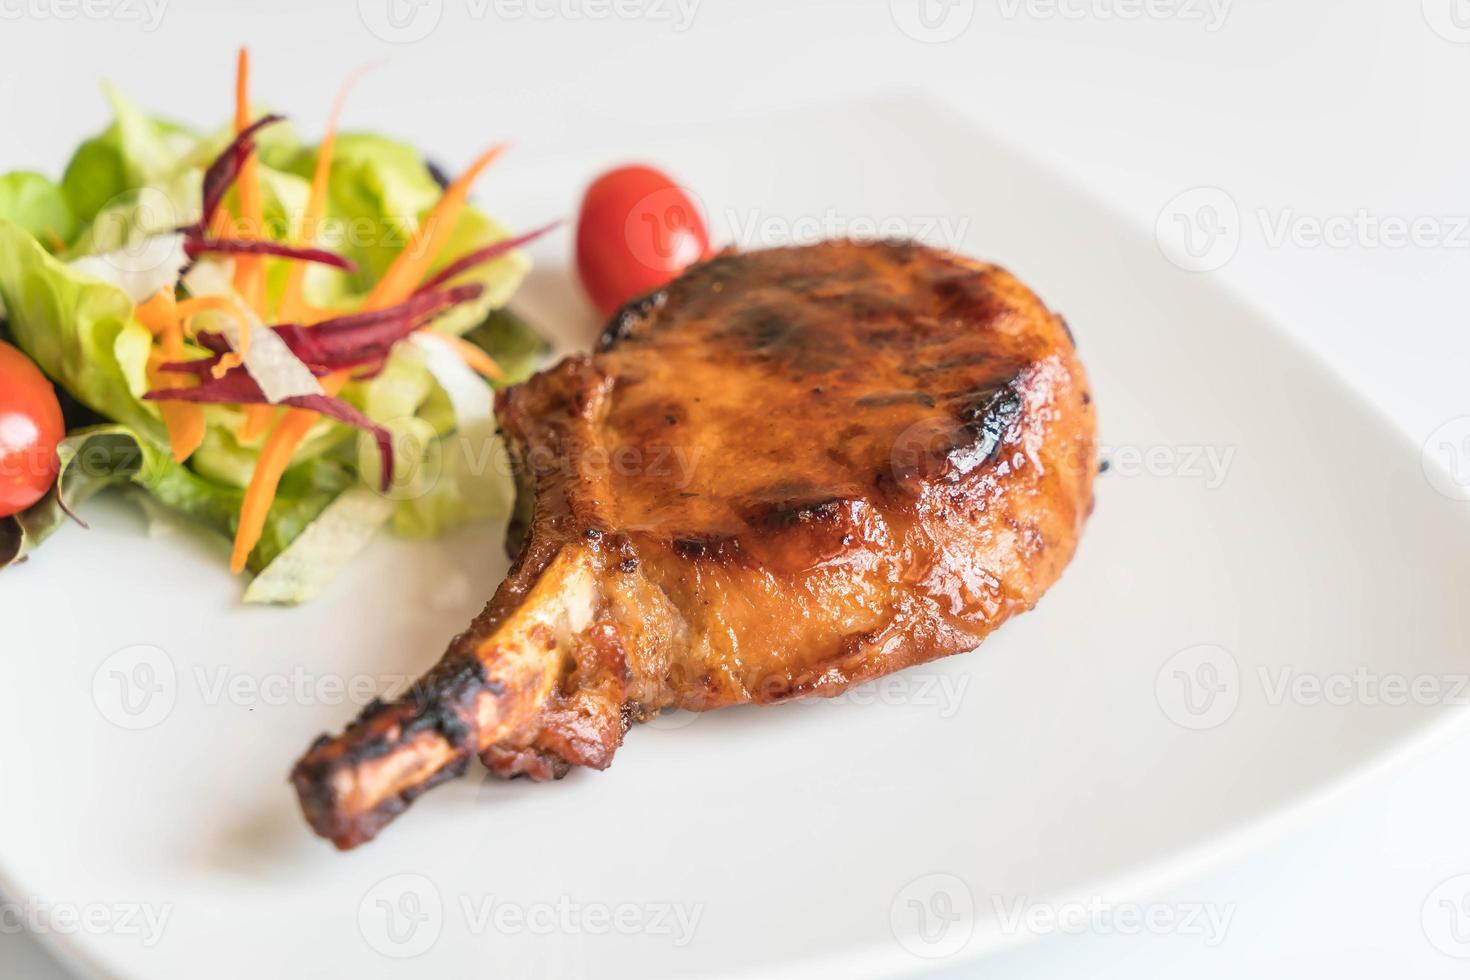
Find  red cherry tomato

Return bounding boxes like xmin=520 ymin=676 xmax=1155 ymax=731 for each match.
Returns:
xmin=0 ymin=339 xmax=65 ymax=518
xmin=576 ymin=164 xmax=711 ymax=317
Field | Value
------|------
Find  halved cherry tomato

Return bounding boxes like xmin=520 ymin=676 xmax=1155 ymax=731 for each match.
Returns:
xmin=575 ymin=164 xmax=711 ymax=317
xmin=0 ymin=339 xmax=65 ymax=518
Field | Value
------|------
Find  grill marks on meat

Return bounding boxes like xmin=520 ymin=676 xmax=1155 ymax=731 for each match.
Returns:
xmin=292 ymin=240 xmax=1098 ymax=849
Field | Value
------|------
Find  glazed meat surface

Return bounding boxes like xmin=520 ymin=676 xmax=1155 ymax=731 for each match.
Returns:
xmin=293 ymin=240 xmax=1098 ymax=848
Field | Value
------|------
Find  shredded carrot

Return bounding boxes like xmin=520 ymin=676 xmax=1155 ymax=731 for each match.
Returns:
xmin=135 ymin=289 xmax=178 ymax=336
xmin=175 ymin=295 xmax=254 ymax=378
xmin=364 ymin=144 xmax=506 ymax=311
xmin=298 ymin=303 xmax=341 ymax=324
xmin=175 ymin=294 xmax=252 ymax=323
xmin=239 ymin=405 xmax=277 ymax=442
xmin=138 ymin=289 xmax=207 ymax=462
xmin=231 ymin=48 xmax=266 ymax=315
xmin=278 ymin=64 xmax=379 ymax=323
xmin=207 ymin=204 xmax=235 ymax=241
xmin=228 ymin=145 xmax=506 ymax=574
xmin=159 ymin=397 xmax=207 ymax=464
xmin=229 ymin=408 xmax=314 ymax=572
xmin=229 ymin=365 xmax=355 ymax=572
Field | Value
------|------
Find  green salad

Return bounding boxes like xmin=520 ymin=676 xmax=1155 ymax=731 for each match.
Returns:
xmin=0 ymin=57 xmax=553 ymax=603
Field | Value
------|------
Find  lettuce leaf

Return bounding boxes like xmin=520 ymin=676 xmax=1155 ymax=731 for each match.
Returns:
xmin=0 ymin=218 xmax=163 ymax=440
xmin=243 ymin=488 xmax=395 ymax=605
xmin=281 ymin=133 xmax=531 ymax=334
xmin=60 ymin=84 xmax=196 ymax=230
xmin=390 ymin=309 xmax=546 ymax=539
xmin=0 ymin=173 xmax=77 ymax=249
xmin=0 ymin=424 xmax=357 ymax=573
xmin=390 ymin=415 xmax=513 ymax=540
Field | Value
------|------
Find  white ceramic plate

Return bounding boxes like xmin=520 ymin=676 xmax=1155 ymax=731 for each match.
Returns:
xmin=4 ymin=96 xmax=1469 ymax=980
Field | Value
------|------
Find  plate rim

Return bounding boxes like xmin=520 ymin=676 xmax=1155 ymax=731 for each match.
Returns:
xmin=6 ymin=91 xmax=1470 ymax=980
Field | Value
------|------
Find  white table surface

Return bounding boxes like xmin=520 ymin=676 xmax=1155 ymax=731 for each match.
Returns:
xmin=3 ymin=0 xmax=1469 ymax=975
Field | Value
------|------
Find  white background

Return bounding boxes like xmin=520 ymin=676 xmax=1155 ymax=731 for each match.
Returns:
xmin=1 ymin=0 xmax=1468 ymax=976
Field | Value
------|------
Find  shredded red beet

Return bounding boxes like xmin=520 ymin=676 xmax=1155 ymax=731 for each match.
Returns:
xmin=182 ymin=331 xmax=231 ymax=355
xmin=304 ymin=284 xmax=483 ymax=340
xmin=184 ymin=237 xmax=357 ymax=271
xmin=180 ymin=113 xmax=353 ymax=276
xmin=144 ymin=371 xmax=395 ymax=490
xmin=157 ymin=357 xmax=224 ymax=375
xmin=276 ymin=285 xmax=484 ymax=368
xmin=414 ymin=222 xmax=560 ymax=294
xmin=198 ymin=113 xmax=285 ymax=228
xmin=149 ymin=281 xmax=498 ymax=482
xmin=176 ymin=284 xmax=483 ymax=374
xmin=147 ymin=212 xmax=539 ymax=490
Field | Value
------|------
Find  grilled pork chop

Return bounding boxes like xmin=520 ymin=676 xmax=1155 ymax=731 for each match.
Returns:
xmin=293 ymin=240 xmax=1097 ymax=849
